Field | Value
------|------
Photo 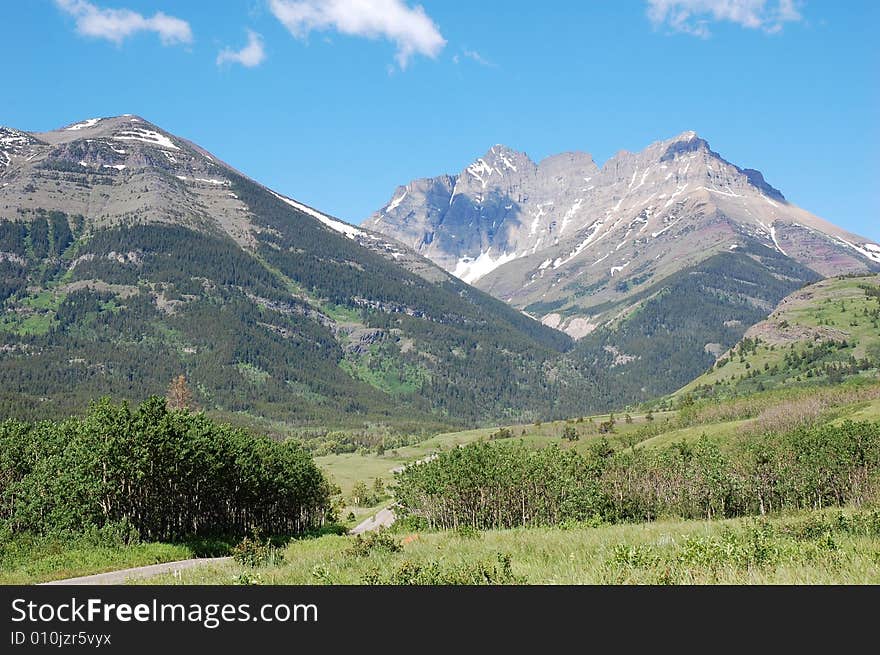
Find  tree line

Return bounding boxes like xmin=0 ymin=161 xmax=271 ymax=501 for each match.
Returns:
xmin=0 ymin=397 xmax=332 ymax=541
xmin=393 ymin=420 xmax=880 ymax=531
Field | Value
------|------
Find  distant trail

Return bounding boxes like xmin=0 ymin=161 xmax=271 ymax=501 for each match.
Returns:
xmin=349 ymin=508 xmax=396 ymax=535
xmin=39 ymin=558 xmax=231 ymax=585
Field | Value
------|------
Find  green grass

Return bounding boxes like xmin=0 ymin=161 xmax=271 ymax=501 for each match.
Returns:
xmin=236 ymin=362 xmax=271 ymax=385
xmin=135 ymin=507 xmax=880 ymax=585
xmin=22 ymin=290 xmax=65 ymax=311
xmin=680 ymin=275 xmax=880 ymax=397
xmin=0 ymin=290 xmax=66 ymax=336
xmin=321 ymin=304 xmax=363 ymax=324
xmin=845 ymin=398 xmax=880 ymax=422
xmin=316 ymin=452 xmax=407 ymax=497
xmin=0 ymin=540 xmax=192 ymax=584
xmin=633 ymin=418 xmax=751 ymax=451
xmin=339 ymin=348 xmax=428 ymax=396
xmin=0 ymin=312 xmax=55 ymax=336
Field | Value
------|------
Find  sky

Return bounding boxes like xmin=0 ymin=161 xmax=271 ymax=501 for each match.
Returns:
xmin=4 ymin=1 xmax=878 ymax=239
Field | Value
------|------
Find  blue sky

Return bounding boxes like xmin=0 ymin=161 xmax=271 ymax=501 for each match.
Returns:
xmin=5 ymin=1 xmax=878 ymax=239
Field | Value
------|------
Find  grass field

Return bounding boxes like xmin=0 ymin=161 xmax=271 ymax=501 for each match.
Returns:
xmin=136 ymin=507 xmax=880 ymax=585
xmin=0 ymin=541 xmax=192 ymax=585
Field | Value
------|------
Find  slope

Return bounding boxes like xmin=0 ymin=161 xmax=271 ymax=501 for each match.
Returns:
xmin=0 ymin=115 xmax=583 ymax=428
xmin=678 ymin=273 xmax=880 ymax=400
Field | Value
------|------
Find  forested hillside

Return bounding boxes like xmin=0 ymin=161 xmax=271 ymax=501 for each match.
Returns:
xmin=567 ymin=242 xmax=820 ymax=406
xmin=0 ymin=116 xmax=586 ymax=429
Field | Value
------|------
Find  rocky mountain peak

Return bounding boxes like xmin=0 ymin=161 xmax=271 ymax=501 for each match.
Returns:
xmin=658 ymin=130 xmax=711 ymax=162
xmin=366 ymin=132 xmax=879 ymax=340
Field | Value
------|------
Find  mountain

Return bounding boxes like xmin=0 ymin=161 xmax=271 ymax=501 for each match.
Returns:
xmin=365 ymin=133 xmax=880 ymax=339
xmin=678 ymin=273 xmax=880 ymax=400
xmin=365 ymin=134 xmax=879 ymax=405
xmin=0 ymin=115 xmax=589 ymax=428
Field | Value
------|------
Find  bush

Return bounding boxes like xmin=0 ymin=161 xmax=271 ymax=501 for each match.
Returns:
xmin=345 ymin=530 xmax=402 ymax=558
xmin=234 ymin=572 xmax=263 ymax=585
xmin=454 ymin=525 xmax=482 ymax=539
xmin=363 ymin=553 xmax=522 ymax=585
xmin=231 ymin=534 xmax=284 ymax=568
xmin=394 ymin=421 xmax=880 ymax=529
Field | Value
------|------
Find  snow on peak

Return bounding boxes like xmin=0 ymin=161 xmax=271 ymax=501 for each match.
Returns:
xmin=0 ymin=127 xmax=31 ymax=143
xmin=385 ymin=189 xmax=408 ymax=213
xmin=65 ymin=118 xmax=102 ymax=131
xmin=489 ymin=145 xmax=519 ymax=172
xmin=467 ymin=158 xmax=498 ymax=188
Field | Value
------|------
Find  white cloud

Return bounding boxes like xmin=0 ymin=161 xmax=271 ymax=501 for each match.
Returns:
xmin=54 ymin=0 xmax=193 ymax=45
xmin=458 ymin=48 xmax=493 ymax=67
xmin=217 ymin=30 xmax=267 ymax=68
xmin=268 ymin=0 xmax=446 ymax=68
xmin=646 ymin=0 xmax=802 ymax=37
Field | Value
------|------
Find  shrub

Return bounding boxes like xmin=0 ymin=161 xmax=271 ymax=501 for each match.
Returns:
xmin=231 ymin=534 xmax=284 ymax=568
xmin=454 ymin=525 xmax=482 ymax=539
xmin=363 ymin=553 xmax=522 ymax=585
xmin=345 ymin=530 xmax=402 ymax=558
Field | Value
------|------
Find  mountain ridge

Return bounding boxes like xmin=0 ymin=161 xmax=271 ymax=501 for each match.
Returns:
xmin=364 ymin=132 xmax=879 ymax=339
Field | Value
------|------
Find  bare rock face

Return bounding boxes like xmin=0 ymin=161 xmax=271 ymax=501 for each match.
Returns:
xmin=365 ymin=133 xmax=880 ymax=338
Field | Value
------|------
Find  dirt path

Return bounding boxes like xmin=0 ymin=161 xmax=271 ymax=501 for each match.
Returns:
xmin=349 ymin=508 xmax=396 ymax=535
xmin=42 ymin=509 xmax=395 ymax=584
xmin=40 ymin=557 xmax=231 ymax=585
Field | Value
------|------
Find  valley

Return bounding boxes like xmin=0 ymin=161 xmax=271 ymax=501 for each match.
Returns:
xmin=1 ymin=117 xmax=878 ymax=588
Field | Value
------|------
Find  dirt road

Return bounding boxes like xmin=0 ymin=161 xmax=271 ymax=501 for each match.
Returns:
xmin=40 ymin=557 xmax=231 ymax=585
xmin=349 ymin=508 xmax=395 ymax=535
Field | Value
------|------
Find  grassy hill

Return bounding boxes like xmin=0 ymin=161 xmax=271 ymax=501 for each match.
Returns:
xmin=677 ymin=274 xmax=880 ymax=400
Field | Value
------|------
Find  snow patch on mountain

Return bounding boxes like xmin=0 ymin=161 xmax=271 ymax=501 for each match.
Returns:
xmin=66 ymin=118 xmax=102 ymax=131
xmin=834 ymin=238 xmax=880 ymax=264
xmin=466 ymin=159 xmax=498 ymax=189
xmin=385 ymin=190 xmax=407 ymax=213
xmin=769 ymin=224 xmax=787 ymax=256
xmin=113 ymin=128 xmax=179 ymax=151
xmin=271 ymin=192 xmax=366 ymax=240
xmin=453 ymin=249 xmax=519 ymax=284
xmin=492 ymin=146 xmax=518 ymax=172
